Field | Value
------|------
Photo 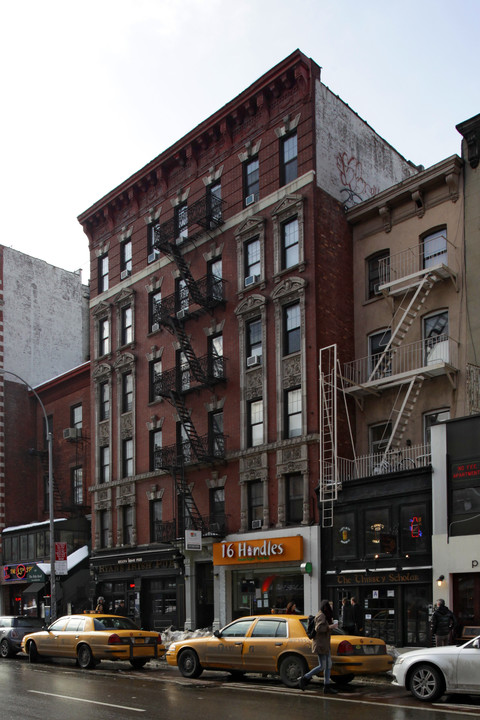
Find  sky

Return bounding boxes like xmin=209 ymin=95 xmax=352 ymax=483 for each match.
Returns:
xmin=1 ymin=0 xmax=479 ymax=282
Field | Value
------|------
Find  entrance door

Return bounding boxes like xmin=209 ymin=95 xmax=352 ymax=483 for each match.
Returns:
xmin=195 ymin=562 xmax=214 ymax=629
xmin=145 ymin=578 xmax=179 ymax=631
xmin=364 ymin=589 xmax=396 ymax=644
xmin=403 ymin=585 xmax=430 ymax=646
xmin=453 ymin=572 xmax=480 ymax=638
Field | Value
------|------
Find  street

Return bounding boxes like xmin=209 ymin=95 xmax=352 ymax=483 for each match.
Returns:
xmin=1 ymin=657 xmax=480 ymax=720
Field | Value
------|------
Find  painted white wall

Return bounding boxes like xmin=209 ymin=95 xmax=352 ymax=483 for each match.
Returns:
xmin=315 ymin=81 xmax=417 ymax=207
xmin=3 ymin=247 xmax=89 ymax=387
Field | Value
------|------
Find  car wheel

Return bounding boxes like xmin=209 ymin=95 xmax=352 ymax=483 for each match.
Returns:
xmin=0 ymin=639 xmax=12 ymax=658
xmin=77 ymin=644 xmax=96 ymax=669
xmin=279 ymin=654 xmax=308 ymax=688
xmin=130 ymin=659 xmax=148 ymax=670
xmin=28 ymin=641 xmax=40 ymax=664
xmin=332 ymin=674 xmax=354 ymax=685
xmin=409 ymin=663 xmax=445 ymax=702
xmin=178 ymin=648 xmax=203 ymax=679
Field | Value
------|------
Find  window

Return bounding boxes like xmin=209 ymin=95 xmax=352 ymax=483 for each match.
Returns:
xmin=332 ymin=511 xmax=356 ymax=560
xmin=210 ymin=487 xmax=225 ymax=524
xmin=286 ymin=474 xmax=303 ymax=524
xmin=99 ymin=381 xmax=110 ymax=421
xmin=400 ymin=503 xmax=428 ymax=553
xmin=248 ymin=399 xmax=264 ymax=447
xmin=368 ymin=329 xmax=392 ymax=378
xmin=177 ymin=278 xmax=189 ymax=314
xmin=149 ymin=291 xmax=162 ymax=332
xmin=280 ymin=133 xmax=298 ymax=186
xmin=99 ymin=446 xmax=110 ymax=483
xmin=121 ymin=305 xmax=133 ymax=345
xmin=423 ymin=229 xmax=447 ymax=268
xmin=147 ymin=223 xmax=160 ymax=262
xmin=207 ymin=182 xmax=222 ymax=227
xmin=281 ymin=218 xmax=299 ymax=269
xmin=122 ymin=438 xmax=133 ymax=477
xmin=210 ymin=410 xmax=224 ymax=458
xmin=369 ymin=422 xmax=392 ymax=455
xmin=122 ymin=505 xmax=133 ymax=545
xmin=179 ymin=424 xmax=191 ymax=464
xmin=365 ymin=507 xmax=391 ymax=556
xmin=424 ymin=408 xmax=450 ymax=445
xmin=284 ymin=303 xmax=300 ymax=355
xmin=208 ymin=258 xmax=223 ymax=301
xmin=71 ymin=404 xmax=82 ymax=430
xmin=178 ymin=351 xmax=190 ymax=391
xmin=150 ymin=429 xmax=162 ymax=471
xmin=248 ymin=480 xmax=263 ymax=527
xmin=98 ymin=254 xmax=109 ymax=293
xmin=244 ymin=238 xmax=261 ymax=286
xmin=244 ymin=157 xmax=259 ymax=204
xmin=120 ymin=240 xmax=132 ymax=275
xmin=424 ymin=311 xmax=449 ymax=365
xmin=150 ymin=499 xmax=163 ymax=542
xmin=99 ymin=510 xmax=110 ymax=548
xmin=99 ymin=318 xmax=110 ymax=356
xmin=367 ymin=250 xmax=390 ymax=299
xmin=122 ymin=372 xmax=133 ymax=413
xmin=209 ymin=334 xmax=224 ymax=378
xmin=175 ymin=202 xmax=188 ymax=242
xmin=286 ymin=388 xmax=302 ymax=438
xmin=149 ymin=360 xmax=162 ymax=403
xmin=72 ymin=466 xmax=83 ymax=505
xmin=247 ymin=318 xmax=262 ymax=364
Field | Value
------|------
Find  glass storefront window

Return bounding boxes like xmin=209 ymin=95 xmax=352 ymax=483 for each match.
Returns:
xmin=231 ymin=569 xmax=304 ymax=619
xmin=332 ymin=512 xmax=356 ymax=559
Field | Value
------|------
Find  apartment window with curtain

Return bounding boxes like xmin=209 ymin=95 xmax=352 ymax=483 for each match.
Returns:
xmin=280 ymin=133 xmax=298 ymax=186
xmin=98 ymin=253 xmax=109 ymax=293
xmin=122 ymin=372 xmax=133 ymax=413
xmin=248 ymin=399 xmax=264 ymax=447
xmin=210 ymin=487 xmax=225 ymax=526
xmin=284 ymin=303 xmax=300 ymax=355
xmin=208 ymin=257 xmax=223 ymax=301
xmin=424 ymin=311 xmax=449 ymax=365
xmin=122 ymin=438 xmax=133 ymax=477
xmin=99 ymin=446 xmax=110 ymax=484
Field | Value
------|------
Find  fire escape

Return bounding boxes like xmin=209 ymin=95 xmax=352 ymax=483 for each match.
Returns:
xmin=152 ymin=195 xmax=226 ymax=533
xmin=342 ymin=235 xmax=459 ymax=468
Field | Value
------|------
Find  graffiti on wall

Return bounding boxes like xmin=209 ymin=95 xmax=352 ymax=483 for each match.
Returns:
xmin=336 ymin=152 xmax=379 ymax=208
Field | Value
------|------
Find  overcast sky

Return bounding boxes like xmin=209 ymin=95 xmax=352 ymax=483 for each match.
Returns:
xmin=2 ymin=0 xmax=478 ymax=282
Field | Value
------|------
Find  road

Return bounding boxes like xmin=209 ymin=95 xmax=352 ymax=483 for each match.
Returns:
xmin=1 ymin=657 xmax=479 ymax=720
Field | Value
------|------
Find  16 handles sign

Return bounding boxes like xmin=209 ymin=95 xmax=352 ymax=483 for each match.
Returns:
xmin=213 ymin=536 xmax=304 ymax=565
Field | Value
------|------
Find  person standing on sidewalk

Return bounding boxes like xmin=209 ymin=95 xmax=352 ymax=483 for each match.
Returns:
xmin=351 ymin=597 xmax=364 ymax=635
xmin=340 ymin=597 xmax=355 ymax=634
xmin=297 ymin=599 xmax=338 ymax=694
xmin=431 ymin=599 xmax=456 ymax=646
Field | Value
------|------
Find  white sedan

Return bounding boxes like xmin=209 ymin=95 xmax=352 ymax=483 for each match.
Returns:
xmin=392 ymin=636 xmax=480 ymax=701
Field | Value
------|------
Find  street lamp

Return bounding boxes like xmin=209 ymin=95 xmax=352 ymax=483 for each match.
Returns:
xmin=1 ymin=370 xmax=56 ymax=621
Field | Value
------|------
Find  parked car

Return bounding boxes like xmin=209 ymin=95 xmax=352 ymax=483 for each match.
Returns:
xmin=0 ymin=616 xmax=45 ymax=658
xmin=165 ymin=614 xmax=394 ymax=687
xmin=21 ymin=613 xmax=165 ymax=669
xmin=392 ymin=636 xmax=480 ymax=701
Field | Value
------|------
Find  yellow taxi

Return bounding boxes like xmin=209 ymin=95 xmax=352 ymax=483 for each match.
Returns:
xmin=166 ymin=614 xmax=393 ymax=687
xmin=21 ymin=613 xmax=165 ymax=669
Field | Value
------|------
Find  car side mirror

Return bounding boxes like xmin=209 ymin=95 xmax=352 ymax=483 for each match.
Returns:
xmin=213 ymin=629 xmax=221 ymax=638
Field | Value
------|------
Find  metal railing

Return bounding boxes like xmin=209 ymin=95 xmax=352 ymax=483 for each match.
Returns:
xmin=343 ymin=335 xmax=458 ymax=387
xmin=152 ymin=513 xmax=230 ymax=542
xmin=151 ymin=275 xmax=225 ymax=327
xmin=378 ymin=236 xmax=456 ymax=287
xmin=153 ymin=355 xmax=226 ymax=396
xmin=155 ymin=195 xmax=225 ymax=248
xmin=337 ymin=443 xmax=431 ymax=481
xmin=153 ymin=433 xmax=226 ymax=469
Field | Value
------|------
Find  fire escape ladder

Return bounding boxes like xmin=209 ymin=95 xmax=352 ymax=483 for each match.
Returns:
xmin=170 ymin=390 xmax=210 ymax=464
xmin=319 ymin=345 xmax=339 ymax=528
xmin=379 ymin=375 xmax=425 ymax=464
xmin=172 ymin=464 xmax=205 ymax=531
xmin=174 ymin=322 xmax=209 ymax=386
xmin=368 ymin=273 xmax=436 ymax=382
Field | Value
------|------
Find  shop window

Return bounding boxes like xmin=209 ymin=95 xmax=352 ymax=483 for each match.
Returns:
xmin=364 ymin=507 xmax=391 ymax=556
xmin=332 ymin=512 xmax=356 ymax=559
xmin=248 ymin=480 xmax=263 ymax=529
xmin=400 ymin=503 xmax=428 ymax=554
xmin=280 ymin=133 xmax=297 ymax=186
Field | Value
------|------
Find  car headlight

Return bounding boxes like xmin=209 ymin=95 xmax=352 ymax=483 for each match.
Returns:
xmin=394 ymin=655 xmax=405 ymax=665
xmin=168 ymin=643 xmax=176 ymax=652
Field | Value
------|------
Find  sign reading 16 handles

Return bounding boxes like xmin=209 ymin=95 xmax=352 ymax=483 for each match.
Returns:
xmin=213 ymin=536 xmax=304 ymax=566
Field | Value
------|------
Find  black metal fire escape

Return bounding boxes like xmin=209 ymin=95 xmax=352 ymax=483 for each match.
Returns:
xmin=152 ymin=195 xmax=226 ymax=531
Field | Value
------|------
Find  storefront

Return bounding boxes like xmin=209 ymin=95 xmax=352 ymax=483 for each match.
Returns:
xmin=90 ymin=546 xmax=185 ymax=630
xmin=212 ymin=526 xmax=321 ymax=629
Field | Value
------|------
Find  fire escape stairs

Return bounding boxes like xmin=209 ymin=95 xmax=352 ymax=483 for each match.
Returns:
xmin=368 ymin=273 xmax=436 ymax=383
xmin=384 ymin=375 xmax=425 ymax=457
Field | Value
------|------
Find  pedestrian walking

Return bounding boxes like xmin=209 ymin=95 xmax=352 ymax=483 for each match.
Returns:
xmin=431 ymin=599 xmax=456 ymax=646
xmin=340 ymin=597 xmax=355 ymax=634
xmin=297 ymin=599 xmax=338 ymax=694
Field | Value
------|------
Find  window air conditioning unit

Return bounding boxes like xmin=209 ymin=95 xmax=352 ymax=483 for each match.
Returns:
xmin=148 ymin=252 xmax=159 ymax=264
xmin=244 ymin=274 xmax=259 ymax=287
xmin=246 ymin=355 xmax=261 ymax=368
xmin=120 ymin=269 xmax=131 ymax=280
xmin=63 ymin=427 xmax=81 ymax=441
xmin=245 ymin=194 xmax=256 ymax=206
xmin=251 ymin=519 xmax=262 ymax=529
xmin=151 ymin=323 xmax=160 ymax=333
xmin=176 ymin=309 xmax=187 ymax=320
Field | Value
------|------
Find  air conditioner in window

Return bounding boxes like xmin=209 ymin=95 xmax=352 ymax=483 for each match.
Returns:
xmin=244 ymin=274 xmax=259 ymax=287
xmin=63 ymin=427 xmax=81 ymax=441
xmin=176 ymin=309 xmax=187 ymax=320
xmin=151 ymin=322 xmax=160 ymax=333
xmin=251 ymin=519 xmax=262 ymax=529
xmin=246 ymin=354 xmax=261 ymax=367
xmin=120 ymin=269 xmax=131 ymax=280
xmin=148 ymin=252 xmax=159 ymax=264
xmin=245 ymin=194 xmax=256 ymax=206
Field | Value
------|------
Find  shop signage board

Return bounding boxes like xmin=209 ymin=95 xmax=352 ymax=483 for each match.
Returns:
xmin=185 ymin=530 xmax=202 ymax=551
xmin=213 ymin=536 xmax=303 ymax=565
xmin=55 ymin=542 xmax=68 ymax=575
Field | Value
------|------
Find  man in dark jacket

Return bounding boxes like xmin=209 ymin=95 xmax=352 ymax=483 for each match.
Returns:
xmin=340 ymin=597 xmax=355 ymax=634
xmin=431 ymin=599 xmax=455 ymax=646
xmin=351 ymin=597 xmax=364 ymax=635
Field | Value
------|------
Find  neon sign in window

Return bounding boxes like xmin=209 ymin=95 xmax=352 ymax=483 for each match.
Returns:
xmin=409 ymin=516 xmax=423 ymax=538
